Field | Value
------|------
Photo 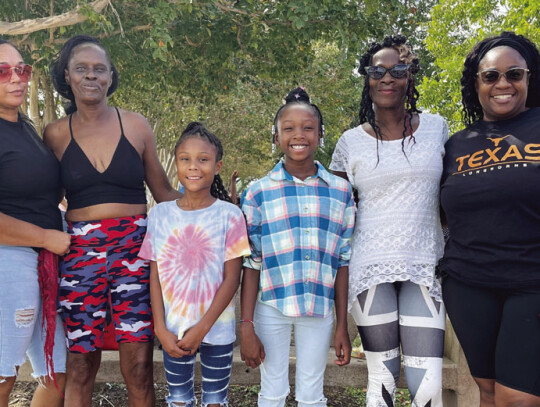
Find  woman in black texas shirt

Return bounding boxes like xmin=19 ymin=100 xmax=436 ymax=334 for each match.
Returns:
xmin=440 ymin=31 xmax=540 ymax=406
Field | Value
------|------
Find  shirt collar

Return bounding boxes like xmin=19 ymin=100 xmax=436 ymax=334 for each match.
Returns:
xmin=269 ymin=159 xmax=331 ymax=185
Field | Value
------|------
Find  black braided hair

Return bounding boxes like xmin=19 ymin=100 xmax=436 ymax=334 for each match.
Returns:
xmin=50 ymin=35 xmax=119 ymax=115
xmin=461 ymin=31 xmax=540 ymax=125
xmin=272 ymin=87 xmax=324 ymax=150
xmin=358 ymin=35 xmax=421 ymax=158
xmin=174 ymin=122 xmax=232 ymax=203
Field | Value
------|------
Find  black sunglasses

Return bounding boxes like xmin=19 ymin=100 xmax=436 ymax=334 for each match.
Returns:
xmin=477 ymin=67 xmax=530 ymax=84
xmin=365 ymin=64 xmax=410 ymax=80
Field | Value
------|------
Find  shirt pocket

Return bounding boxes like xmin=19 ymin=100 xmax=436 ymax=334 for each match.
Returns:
xmin=323 ymin=199 xmax=346 ymax=235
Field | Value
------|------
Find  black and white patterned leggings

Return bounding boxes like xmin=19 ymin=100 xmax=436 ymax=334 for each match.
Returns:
xmin=350 ymin=281 xmax=446 ymax=407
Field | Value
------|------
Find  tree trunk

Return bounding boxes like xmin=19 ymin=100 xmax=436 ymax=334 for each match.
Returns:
xmin=21 ymin=95 xmax=28 ymax=116
xmin=29 ymin=66 xmax=42 ymax=135
xmin=42 ymin=74 xmax=57 ymax=127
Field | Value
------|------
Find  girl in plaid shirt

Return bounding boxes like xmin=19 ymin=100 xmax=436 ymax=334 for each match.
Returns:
xmin=240 ymin=88 xmax=356 ymax=407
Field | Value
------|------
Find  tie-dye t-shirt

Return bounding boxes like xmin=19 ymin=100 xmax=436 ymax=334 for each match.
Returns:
xmin=139 ymin=199 xmax=250 ymax=345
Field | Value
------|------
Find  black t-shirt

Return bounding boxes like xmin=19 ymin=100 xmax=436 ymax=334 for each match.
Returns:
xmin=0 ymin=115 xmax=62 ymax=231
xmin=440 ymin=108 xmax=540 ymax=288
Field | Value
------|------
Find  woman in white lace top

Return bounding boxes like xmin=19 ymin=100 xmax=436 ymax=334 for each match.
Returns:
xmin=330 ymin=35 xmax=448 ymax=407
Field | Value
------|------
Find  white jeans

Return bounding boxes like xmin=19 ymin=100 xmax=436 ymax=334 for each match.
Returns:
xmin=254 ymin=301 xmax=333 ymax=407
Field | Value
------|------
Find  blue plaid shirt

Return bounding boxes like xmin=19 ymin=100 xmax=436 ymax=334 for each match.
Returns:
xmin=242 ymin=161 xmax=355 ymax=317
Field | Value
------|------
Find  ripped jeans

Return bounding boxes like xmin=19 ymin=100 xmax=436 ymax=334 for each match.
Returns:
xmin=0 ymin=245 xmax=66 ymax=381
xmin=163 ymin=342 xmax=234 ymax=407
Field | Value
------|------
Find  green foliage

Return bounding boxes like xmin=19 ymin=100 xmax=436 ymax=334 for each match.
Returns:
xmin=420 ymin=0 xmax=540 ymax=133
xmin=1 ymin=0 xmax=438 ymax=187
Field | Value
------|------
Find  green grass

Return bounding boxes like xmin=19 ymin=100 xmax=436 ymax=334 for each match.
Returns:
xmin=343 ymin=387 xmax=411 ymax=406
xmin=227 ymin=384 xmax=411 ymax=407
xmin=11 ymin=381 xmax=411 ymax=406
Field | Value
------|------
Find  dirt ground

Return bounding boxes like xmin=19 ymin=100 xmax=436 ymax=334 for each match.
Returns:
xmin=9 ymin=381 xmax=411 ymax=406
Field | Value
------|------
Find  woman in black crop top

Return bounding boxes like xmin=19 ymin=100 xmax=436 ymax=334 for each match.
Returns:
xmin=0 ymin=40 xmax=70 ymax=407
xmin=44 ymin=35 xmax=181 ymax=406
xmin=440 ymin=32 xmax=540 ymax=405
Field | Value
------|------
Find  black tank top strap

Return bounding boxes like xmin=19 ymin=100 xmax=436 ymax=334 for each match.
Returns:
xmin=69 ymin=109 xmax=123 ymax=139
xmin=115 ymin=107 xmax=125 ymax=137
xmin=68 ymin=114 xmax=75 ymax=140
xmin=60 ymin=107 xmax=147 ymax=210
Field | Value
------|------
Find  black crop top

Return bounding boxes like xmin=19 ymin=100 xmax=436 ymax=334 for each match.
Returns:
xmin=0 ymin=115 xmax=62 ymax=230
xmin=60 ymin=108 xmax=147 ymax=210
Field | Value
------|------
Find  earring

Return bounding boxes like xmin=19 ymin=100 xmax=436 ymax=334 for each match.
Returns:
xmin=272 ymin=124 xmax=277 ymax=154
xmin=319 ymin=123 xmax=326 ymax=149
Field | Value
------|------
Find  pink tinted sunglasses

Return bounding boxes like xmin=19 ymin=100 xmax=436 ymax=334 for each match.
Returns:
xmin=0 ymin=64 xmax=32 ymax=83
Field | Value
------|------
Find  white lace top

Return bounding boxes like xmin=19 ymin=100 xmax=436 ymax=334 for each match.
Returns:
xmin=330 ymin=113 xmax=448 ymax=305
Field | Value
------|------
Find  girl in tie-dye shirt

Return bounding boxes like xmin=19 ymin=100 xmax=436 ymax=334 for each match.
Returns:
xmin=139 ymin=122 xmax=250 ymax=407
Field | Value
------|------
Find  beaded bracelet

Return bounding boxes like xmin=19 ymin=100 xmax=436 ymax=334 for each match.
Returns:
xmin=239 ymin=319 xmax=255 ymax=328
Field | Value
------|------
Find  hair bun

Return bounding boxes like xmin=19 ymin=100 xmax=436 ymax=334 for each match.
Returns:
xmin=184 ymin=121 xmax=203 ymax=132
xmin=284 ymin=87 xmax=310 ymax=104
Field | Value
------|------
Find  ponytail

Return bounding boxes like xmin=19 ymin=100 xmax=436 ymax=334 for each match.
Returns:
xmin=210 ymin=174 xmax=232 ymax=202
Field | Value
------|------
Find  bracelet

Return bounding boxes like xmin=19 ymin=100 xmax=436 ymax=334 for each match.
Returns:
xmin=239 ymin=319 xmax=255 ymax=328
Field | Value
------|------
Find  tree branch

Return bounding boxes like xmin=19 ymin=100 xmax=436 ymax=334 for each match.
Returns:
xmin=102 ymin=24 xmax=151 ymax=38
xmin=0 ymin=0 xmax=109 ymax=36
xmin=212 ymin=1 xmax=293 ymax=27
xmin=213 ymin=1 xmax=260 ymax=18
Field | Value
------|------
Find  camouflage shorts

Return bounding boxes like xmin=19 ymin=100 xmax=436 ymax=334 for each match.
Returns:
xmin=59 ymin=215 xmax=153 ymax=353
